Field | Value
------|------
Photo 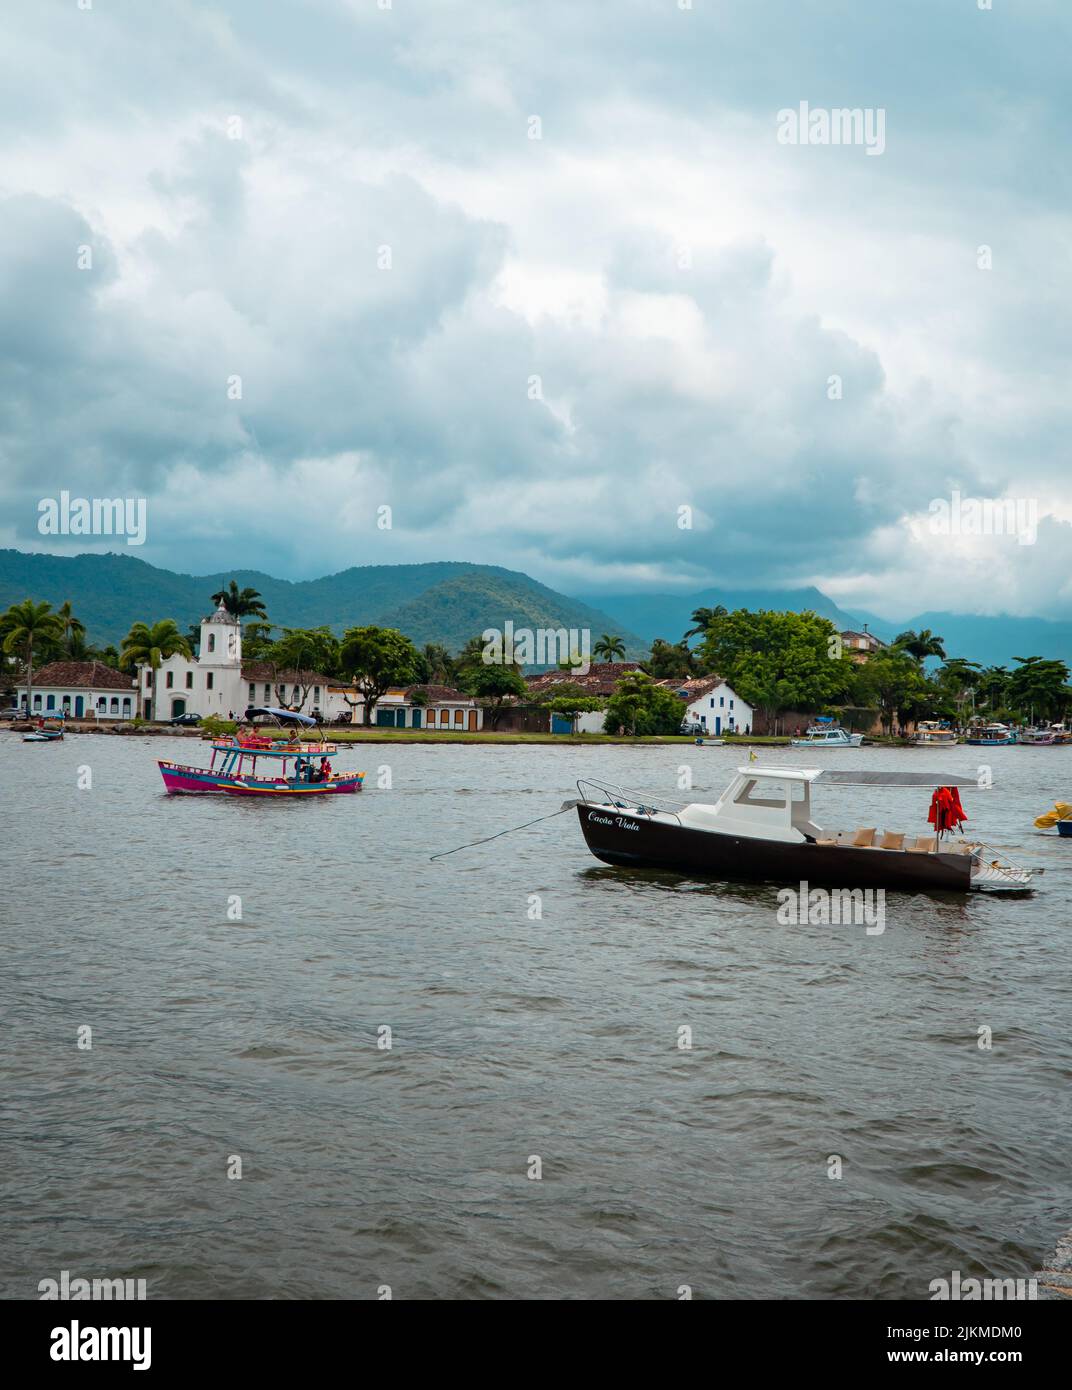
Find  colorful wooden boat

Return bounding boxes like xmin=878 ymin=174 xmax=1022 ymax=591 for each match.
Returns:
xmin=159 ymin=734 xmax=363 ymax=796
xmin=966 ymin=722 xmax=1018 ymax=746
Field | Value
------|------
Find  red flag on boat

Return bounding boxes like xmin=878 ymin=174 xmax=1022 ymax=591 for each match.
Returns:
xmin=927 ymin=785 xmax=967 ymax=835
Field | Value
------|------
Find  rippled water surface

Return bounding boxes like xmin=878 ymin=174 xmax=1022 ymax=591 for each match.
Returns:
xmin=1 ymin=734 xmax=1070 ymax=1299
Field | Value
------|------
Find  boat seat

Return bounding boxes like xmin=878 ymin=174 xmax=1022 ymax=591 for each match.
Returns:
xmin=851 ymin=827 xmax=877 ymax=847
xmin=906 ymin=835 xmax=938 ymax=854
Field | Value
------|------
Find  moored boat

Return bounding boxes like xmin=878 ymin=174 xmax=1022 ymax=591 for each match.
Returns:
xmin=913 ymin=721 xmax=958 ymax=747
xmin=23 ymin=716 xmax=65 ymax=743
xmin=965 ymin=722 xmax=1018 ymax=746
xmin=1020 ymin=727 xmax=1058 ymax=746
xmin=158 ymin=707 xmax=363 ymax=796
xmin=790 ymin=719 xmax=864 ymax=749
xmin=574 ymin=766 xmax=1034 ymax=890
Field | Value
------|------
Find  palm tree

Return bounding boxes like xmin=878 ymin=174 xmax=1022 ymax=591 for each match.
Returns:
xmin=211 ymin=580 xmax=268 ymax=621
xmin=684 ymin=605 xmax=727 ymax=639
xmin=422 ymin=643 xmax=455 ymax=685
xmin=119 ymin=620 xmax=192 ymax=720
xmin=55 ymin=600 xmax=86 ymax=655
xmin=1 ymin=599 xmax=65 ymax=716
xmin=593 ymin=634 xmax=626 ymax=662
xmin=893 ymin=628 xmax=946 ymax=664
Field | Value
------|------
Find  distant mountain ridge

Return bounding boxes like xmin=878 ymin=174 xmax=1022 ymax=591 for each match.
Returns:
xmin=580 ymin=587 xmax=1071 ymax=669
xmin=2 ymin=550 xmax=1066 ymax=668
xmin=0 ymin=550 xmax=644 ymax=655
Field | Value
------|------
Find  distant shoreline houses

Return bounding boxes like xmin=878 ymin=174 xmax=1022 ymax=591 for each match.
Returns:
xmin=13 ymin=601 xmax=759 ymax=733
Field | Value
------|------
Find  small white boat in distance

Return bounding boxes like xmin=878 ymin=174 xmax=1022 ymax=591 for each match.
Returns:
xmin=790 ymin=723 xmax=863 ymax=748
xmin=914 ymin=721 xmax=958 ymax=747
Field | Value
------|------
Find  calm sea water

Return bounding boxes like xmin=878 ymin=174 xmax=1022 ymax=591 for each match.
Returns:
xmin=1 ymin=734 xmax=1069 ymax=1300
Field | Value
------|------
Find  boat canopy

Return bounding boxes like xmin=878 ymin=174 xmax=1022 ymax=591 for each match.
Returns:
xmin=740 ymin=765 xmax=983 ymax=788
xmin=244 ymin=705 xmax=317 ymax=727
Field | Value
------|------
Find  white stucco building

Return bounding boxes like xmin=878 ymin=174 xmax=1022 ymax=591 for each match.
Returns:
xmin=144 ymin=604 xmax=343 ymax=722
xmin=657 ymin=675 xmax=753 ymax=735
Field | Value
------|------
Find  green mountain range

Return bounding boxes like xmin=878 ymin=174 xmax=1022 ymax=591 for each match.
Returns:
xmin=2 ymin=549 xmax=1067 ymax=669
xmin=0 ymin=550 xmax=645 ymax=656
xmin=580 ymin=587 xmax=1072 ymax=669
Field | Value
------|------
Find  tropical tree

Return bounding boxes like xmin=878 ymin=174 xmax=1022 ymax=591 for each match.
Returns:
xmin=468 ymin=663 xmax=528 ymax=730
xmin=1006 ymin=656 xmax=1071 ymax=723
xmin=535 ymin=681 xmax=606 ymax=733
xmin=593 ymin=634 xmax=626 ymax=662
xmin=55 ymin=600 xmax=86 ymax=656
xmin=892 ymin=628 xmax=946 ymax=664
xmin=422 ymin=642 xmax=456 ymax=686
xmin=211 ymin=580 xmax=268 ymax=621
xmin=644 ymin=637 xmax=699 ymax=680
xmin=242 ymin=620 xmax=277 ymax=661
xmin=339 ymin=625 xmax=420 ymax=725
xmin=978 ymin=665 xmax=1009 ymax=713
xmin=119 ymin=620 xmax=192 ymax=719
xmin=699 ymin=608 xmax=856 ymax=733
xmin=853 ymin=648 xmax=929 ymax=735
xmin=268 ymin=627 xmax=341 ymax=712
xmin=0 ymin=599 xmax=65 ymax=715
xmin=454 ymin=634 xmax=495 ymax=692
xmin=684 ymin=605 xmax=728 ymax=640
xmin=603 ymin=670 xmax=684 ymax=736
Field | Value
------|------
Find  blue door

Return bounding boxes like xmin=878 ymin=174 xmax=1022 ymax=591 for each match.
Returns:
xmin=75 ymin=696 xmax=84 ymax=717
xmin=551 ymin=715 xmax=572 ymax=734
xmin=715 ymin=716 xmax=721 ymax=735
xmin=411 ymin=709 xmax=422 ymax=727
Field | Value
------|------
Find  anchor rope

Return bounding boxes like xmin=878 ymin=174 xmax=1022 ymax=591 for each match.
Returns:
xmin=430 ymin=805 xmax=574 ymax=861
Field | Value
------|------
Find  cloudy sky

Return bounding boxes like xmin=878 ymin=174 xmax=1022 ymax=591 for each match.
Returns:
xmin=2 ymin=0 xmax=1070 ymax=618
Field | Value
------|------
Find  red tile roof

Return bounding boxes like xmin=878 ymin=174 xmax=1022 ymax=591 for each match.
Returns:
xmin=525 ymin=662 xmax=642 ymax=697
xmin=655 ymin=675 xmax=726 ymax=700
xmin=405 ymin=684 xmax=475 ymax=704
xmin=241 ymin=661 xmax=334 ymax=683
xmin=22 ymin=661 xmax=133 ymax=691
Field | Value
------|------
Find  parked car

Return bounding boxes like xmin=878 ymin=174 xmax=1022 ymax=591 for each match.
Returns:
xmin=680 ymin=720 xmax=704 ymax=735
xmin=0 ymin=707 xmax=29 ymax=720
xmin=167 ymin=712 xmax=202 ymax=726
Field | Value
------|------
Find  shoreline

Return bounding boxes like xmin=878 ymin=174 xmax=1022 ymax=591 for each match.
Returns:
xmin=1 ymin=722 xmax=921 ymax=747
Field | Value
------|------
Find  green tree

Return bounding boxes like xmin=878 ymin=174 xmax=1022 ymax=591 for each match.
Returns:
xmin=119 ymin=619 xmax=192 ymax=720
xmin=211 ymin=580 xmax=268 ymax=621
xmin=853 ymin=648 xmax=929 ymax=735
xmin=339 ymin=626 xmax=420 ymax=725
xmin=699 ymin=609 xmax=855 ymax=733
xmin=644 ymin=637 xmax=699 ymax=680
xmin=242 ymin=620 xmax=277 ymax=661
xmin=593 ymin=634 xmax=626 ymax=661
xmin=892 ymin=628 xmax=946 ymax=664
xmin=422 ymin=643 xmax=456 ymax=685
xmin=1006 ymin=656 xmax=1071 ymax=722
xmin=603 ymin=670 xmax=684 ymax=736
xmin=55 ymin=600 xmax=86 ymax=656
xmin=1 ymin=599 xmax=65 ymax=715
xmin=269 ymin=627 xmax=341 ymax=712
xmin=468 ymin=663 xmax=528 ymax=730
xmin=684 ymin=605 xmax=728 ymax=640
xmin=539 ymin=683 xmax=606 ymax=733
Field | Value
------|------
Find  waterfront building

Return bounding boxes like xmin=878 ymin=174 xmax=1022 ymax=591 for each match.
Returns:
xmin=14 ymin=660 xmax=137 ymax=719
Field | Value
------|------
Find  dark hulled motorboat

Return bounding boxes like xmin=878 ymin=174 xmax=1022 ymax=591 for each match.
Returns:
xmin=574 ymin=766 xmax=1033 ymax=891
